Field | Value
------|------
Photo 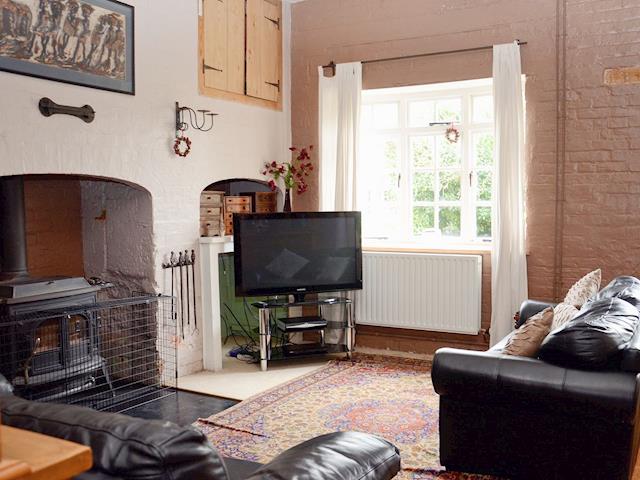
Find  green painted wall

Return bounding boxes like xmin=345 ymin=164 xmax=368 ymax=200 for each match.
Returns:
xmin=218 ymin=253 xmax=261 ymax=342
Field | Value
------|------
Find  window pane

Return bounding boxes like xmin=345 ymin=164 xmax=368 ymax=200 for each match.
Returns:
xmin=472 ymin=95 xmax=493 ymax=123
xmin=364 ymin=136 xmax=400 ymax=170
xmin=413 ymin=172 xmax=435 ymax=201
xmin=413 ymin=206 xmax=435 ymax=235
xmin=383 ymin=172 xmax=400 ymax=201
xmin=383 ymin=139 xmax=399 ymax=169
xmin=372 ymin=103 xmax=399 ymax=129
xmin=435 ymin=98 xmax=461 ymax=122
xmin=477 ymin=170 xmax=492 ymax=201
xmin=437 ymin=137 xmax=461 ymax=167
xmin=439 ymin=171 xmax=461 ymax=201
xmin=476 ymin=206 xmax=492 ymax=238
xmin=439 ymin=207 xmax=461 ymax=236
xmin=474 ymin=133 xmax=494 ymax=167
xmin=409 ymin=100 xmax=434 ymax=127
xmin=361 ymin=104 xmax=373 ymax=130
xmin=410 ymin=136 xmax=434 ymax=168
xmin=362 ymin=206 xmax=402 ymax=239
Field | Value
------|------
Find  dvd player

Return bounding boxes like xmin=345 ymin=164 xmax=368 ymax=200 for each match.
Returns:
xmin=276 ymin=316 xmax=327 ymax=332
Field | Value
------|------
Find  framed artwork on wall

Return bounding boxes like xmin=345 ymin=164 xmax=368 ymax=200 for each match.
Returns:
xmin=0 ymin=0 xmax=135 ymax=95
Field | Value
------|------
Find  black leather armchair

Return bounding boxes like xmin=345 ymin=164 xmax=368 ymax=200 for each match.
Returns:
xmin=0 ymin=376 xmax=400 ymax=480
xmin=432 ymin=299 xmax=640 ymax=480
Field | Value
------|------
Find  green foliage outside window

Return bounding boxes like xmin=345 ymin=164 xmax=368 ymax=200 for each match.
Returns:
xmin=384 ymin=140 xmax=399 ymax=169
xmin=438 ymin=138 xmax=461 ymax=167
xmin=413 ymin=206 xmax=434 ymax=235
xmin=439 ymin=207 xmax=461 ymax=236
xmin=436 ymin=99 xmax=461 ymax=122
xmin=475 ymin=134 xmax=494 ymax=167
xmin=477 ymin=171 xmax=492 ymax=201
xmin=439 ymin=171 xmax=461 ymax=201
xmin=383 ymin=172 xmax=399 ymax=202
xmin=477 ymin=207 xmax=492 ymax=238
xmin=411 ymin=137 xmax=434 ymax=168
xmin=413 ymin=172 xmax=434 ymax=202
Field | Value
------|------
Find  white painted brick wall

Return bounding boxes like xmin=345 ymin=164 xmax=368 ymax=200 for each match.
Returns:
xmin=0 ymin=0 xmax=293 ymax=377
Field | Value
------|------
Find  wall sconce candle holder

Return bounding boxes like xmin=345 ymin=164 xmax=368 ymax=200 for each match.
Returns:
xmin=173 ymin=102 xmax=218 ymax=158
xmin=175 ymin=102 xmax=218 ymax=133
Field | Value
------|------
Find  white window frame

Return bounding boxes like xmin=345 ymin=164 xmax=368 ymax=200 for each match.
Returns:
xmin=358 ymin=78 xmax=494 ymax=248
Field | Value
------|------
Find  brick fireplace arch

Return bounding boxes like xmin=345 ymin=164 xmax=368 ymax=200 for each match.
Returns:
xmin=1 ymin=174 xmax=155 ymax=297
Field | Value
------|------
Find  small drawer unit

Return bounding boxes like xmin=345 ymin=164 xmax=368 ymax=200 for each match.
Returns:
xmin=201 ymin=190 xmax=224 ymax=207
xmin=200 ymin=191 xmax=225 ymax=237
xmin=242 ymin=191 xmax=277 ymax=213
xmin=224 ymin=195 xmax=252 ymax=235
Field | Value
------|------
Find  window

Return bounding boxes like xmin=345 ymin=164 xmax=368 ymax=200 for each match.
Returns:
xmin=358 ymin=79 xmax=494 ymax=246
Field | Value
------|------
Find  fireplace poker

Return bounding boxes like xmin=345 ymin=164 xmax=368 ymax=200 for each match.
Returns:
xmin=191 ymin=250 xmax=197 ymax=329
xmin=178 ymin=251 xmax=185 ymax=339
xmin=170 ymin=251 xmax=176 ymax=321
xmin=185 ymin=250 xmax=191 ymax=327
xmin=162 ymin=252 xmax=180 ymax=336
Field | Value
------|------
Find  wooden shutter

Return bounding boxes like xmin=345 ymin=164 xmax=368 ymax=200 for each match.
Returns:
xmin=246 ymin=0 xmax=282 ymax=102
xmin=203 ymin=0 xmax=245 ymax=94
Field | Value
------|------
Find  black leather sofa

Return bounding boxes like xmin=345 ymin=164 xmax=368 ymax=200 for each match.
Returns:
xmin=432 ymin=298 xmax=640 ymax=480
xmin=0 ymin=375 xmax=401 ymax=480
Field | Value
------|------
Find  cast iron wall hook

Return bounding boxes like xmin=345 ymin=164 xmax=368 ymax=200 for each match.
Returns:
xmin=38 ymin=97 xmax=95 ymax=123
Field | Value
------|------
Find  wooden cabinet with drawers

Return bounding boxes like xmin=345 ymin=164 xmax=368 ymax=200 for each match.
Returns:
xmin=224 ymin=195 xmax=252 ymax=235
xmin=241 ymin=191 xmax=277 ymax=213
xmin=200 ymin=191 xmax=225 ymax=237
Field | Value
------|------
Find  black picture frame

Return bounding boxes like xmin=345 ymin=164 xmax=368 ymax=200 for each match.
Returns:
xmin=0 ymin=0 xmax=135 ymax=95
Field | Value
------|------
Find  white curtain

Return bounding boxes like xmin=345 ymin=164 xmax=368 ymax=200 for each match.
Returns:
xmin=490 ymin=42 xmax=528 ymax=346
xmin=318 ymin=62 xmax=362 ymax=211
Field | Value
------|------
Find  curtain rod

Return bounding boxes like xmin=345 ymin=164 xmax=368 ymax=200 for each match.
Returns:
xmin=321 ymin=40 xmax=527 ymax=74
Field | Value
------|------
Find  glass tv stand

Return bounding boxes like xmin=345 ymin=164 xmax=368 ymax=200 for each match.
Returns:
xmin=251 ymin=296 xmax=354 ymax=371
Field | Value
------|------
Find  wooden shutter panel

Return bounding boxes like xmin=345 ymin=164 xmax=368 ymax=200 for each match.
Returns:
xmin=203 ymin=0 xmax=244 ymax=94
xmin=226 ymin=0 xmax=245 ymax=94
xmin=246 ymin=0 xmax=281 ymax=102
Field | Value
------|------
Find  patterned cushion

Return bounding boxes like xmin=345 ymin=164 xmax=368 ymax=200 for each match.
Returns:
xmin=564 ymin=269 xmax=601 ymax=307
xmin=552 ymin=303 xmax=580 ymax=330
xmin=504 ymin=307 xmax=554 ymax=357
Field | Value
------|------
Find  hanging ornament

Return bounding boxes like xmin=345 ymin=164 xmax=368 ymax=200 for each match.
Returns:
xmin=445 ymin=123 xmax=460 ymax=144
xmin=173 ymin=132 xmax=192 ymax=157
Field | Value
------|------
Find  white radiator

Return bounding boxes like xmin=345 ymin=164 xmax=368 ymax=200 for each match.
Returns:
xmin=355 ymin=252 xmax=482 ymax=334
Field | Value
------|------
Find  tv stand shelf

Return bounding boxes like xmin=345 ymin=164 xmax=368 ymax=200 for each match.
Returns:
xmin=252 ymin=296 xmax=354 ymax=371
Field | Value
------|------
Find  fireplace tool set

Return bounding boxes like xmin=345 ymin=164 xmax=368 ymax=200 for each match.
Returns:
xmin=162 ymin=250 xmax=197 ymax=339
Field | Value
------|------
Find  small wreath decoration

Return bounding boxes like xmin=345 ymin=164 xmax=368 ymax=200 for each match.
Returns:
xmin=445 ymin=124 xmax=460 ymax=144
xmin=173 ymin=135 xmax=192 ymax=157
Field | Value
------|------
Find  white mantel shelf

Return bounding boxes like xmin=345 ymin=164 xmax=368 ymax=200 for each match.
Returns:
xmin=199 ymin=235 xmax=234 ymax=244
xmin=199 ymin=236 xmax=234 ymax=371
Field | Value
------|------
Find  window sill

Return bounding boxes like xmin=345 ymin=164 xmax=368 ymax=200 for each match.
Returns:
xmin=363 ymin=242 xmax=492 ymax=255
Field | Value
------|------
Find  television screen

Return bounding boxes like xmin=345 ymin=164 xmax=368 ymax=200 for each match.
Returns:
xmin=233 ymin=212 xmax=362 ymax=298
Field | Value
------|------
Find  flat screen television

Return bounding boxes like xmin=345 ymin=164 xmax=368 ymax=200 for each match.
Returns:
xmin=233 ymin=212 xmax=362 ymax=300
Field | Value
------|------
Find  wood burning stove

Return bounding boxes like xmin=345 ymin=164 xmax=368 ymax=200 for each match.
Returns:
xmin=0 ymin=277 xmax=115 ymax=402
xmin=0 ymin=176 xmax=111 ymax=402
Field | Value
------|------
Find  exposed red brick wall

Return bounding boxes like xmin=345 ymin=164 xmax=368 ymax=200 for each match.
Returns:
xmin=24 ymin=178 xmax=85 ymax=278
xmin=290 ymin=0 xmax=640 ymax=342
xmin=560 ymin=0 xmax=640 ymax=294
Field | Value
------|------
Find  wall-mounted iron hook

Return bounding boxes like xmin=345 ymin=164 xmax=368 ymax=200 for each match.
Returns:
xmin=39 ymin=97 xmax=95 ymax=123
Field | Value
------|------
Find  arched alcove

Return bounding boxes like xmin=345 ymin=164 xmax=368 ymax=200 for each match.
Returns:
xmin=1 ymin=174 xmax=154 ymax=297
xmin=204 ymin=177 xmax=276 ymax=196
xmin=200 ymin=178 xmax=281 ymax=237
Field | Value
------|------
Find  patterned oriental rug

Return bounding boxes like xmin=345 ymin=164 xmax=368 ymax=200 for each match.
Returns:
xmin=194 ymin=354 xmax=497 ymax=479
